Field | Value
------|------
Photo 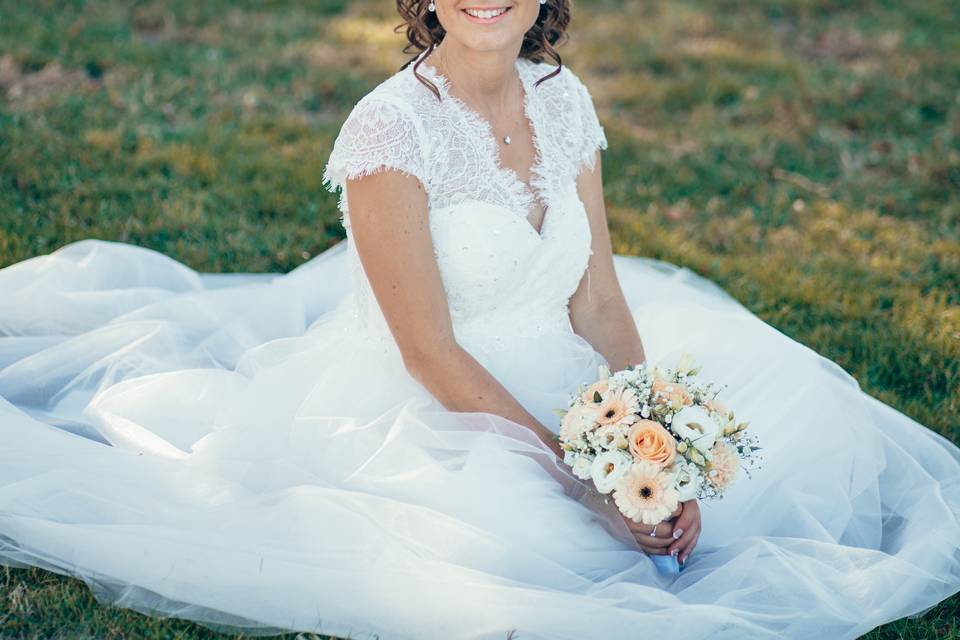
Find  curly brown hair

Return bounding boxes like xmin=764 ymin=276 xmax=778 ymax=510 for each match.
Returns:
xmin=395 ymin=0 xmax=572 ymax=101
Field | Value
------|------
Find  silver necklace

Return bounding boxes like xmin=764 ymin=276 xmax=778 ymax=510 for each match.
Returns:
xmin=436 ymin=50 xmax=517 ymax=145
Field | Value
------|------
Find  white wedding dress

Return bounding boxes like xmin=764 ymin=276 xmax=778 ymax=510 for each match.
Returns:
xmin=1 ymin=49 xmax=959 ymax=640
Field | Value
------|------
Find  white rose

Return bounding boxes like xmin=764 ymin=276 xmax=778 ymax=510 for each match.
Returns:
xmin=572 ymin=454 xmax=594 ymax=480
xmin=671 ymin=405 xmax=720 ymax=455
xmin=589 ymin=450 xmax=632 ymax=494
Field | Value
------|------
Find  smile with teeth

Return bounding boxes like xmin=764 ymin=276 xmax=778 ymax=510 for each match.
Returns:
xmin=463 ymin=6 xmax=510 ymax=19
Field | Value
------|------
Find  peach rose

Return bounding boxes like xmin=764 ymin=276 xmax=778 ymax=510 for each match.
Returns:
xmin=627 ymin=419 xmax=677 ymax=468
xmin=651 ymin=376 xmax=692 ymax=409
xmin=580 ymin=378 xmax=609 ymax=404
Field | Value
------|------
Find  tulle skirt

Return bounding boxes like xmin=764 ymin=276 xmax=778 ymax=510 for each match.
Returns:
xmin=1 ymin=239 xmax=958 ymax=639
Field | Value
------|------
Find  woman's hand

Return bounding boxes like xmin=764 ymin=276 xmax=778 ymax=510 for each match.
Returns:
xmin=621 ymin=499 xmax=702 ymax=564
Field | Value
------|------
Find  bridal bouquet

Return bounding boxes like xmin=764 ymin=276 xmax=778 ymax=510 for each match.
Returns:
xmin=556 ymin=353 xmax=762 ymax=574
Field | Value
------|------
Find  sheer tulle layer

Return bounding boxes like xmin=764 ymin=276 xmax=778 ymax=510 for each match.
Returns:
xmin=1 ymin=239 xmax=959 ymax=640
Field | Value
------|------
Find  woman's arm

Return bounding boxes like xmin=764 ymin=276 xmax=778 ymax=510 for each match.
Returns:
xmin=567 ymin=150 xmax=647 ymax=370
xmin=344 ymin=168 xmax=564 ymax=458
xmin=568 ymin=150 xmax=702 ymax=563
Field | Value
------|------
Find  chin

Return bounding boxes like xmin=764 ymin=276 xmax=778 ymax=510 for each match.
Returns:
xmin=445 ymin=2 xmax=536 ymax=49
xmin=458 ymin=33 xmax=517 ymax=53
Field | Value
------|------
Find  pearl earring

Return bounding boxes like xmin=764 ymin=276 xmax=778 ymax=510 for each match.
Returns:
xmin=540 ymin=0 xmax=546 ymax=4
xmin=428 ymin=1 xmax=435 ymax=10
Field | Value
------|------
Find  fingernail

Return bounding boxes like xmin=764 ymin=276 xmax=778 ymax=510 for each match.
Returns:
xmin=670 ymin=548 xmax=678 ymax=557
xmin=673 ymin=528 xmax=683 ymax=539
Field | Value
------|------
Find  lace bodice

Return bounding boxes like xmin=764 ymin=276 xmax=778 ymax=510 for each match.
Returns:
xmin=322 ymin=49 xmax=608 ymax=354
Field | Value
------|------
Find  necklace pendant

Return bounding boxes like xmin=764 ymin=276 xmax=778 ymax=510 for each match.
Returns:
xmin=503 ymin=135 xmax=511 ymax=145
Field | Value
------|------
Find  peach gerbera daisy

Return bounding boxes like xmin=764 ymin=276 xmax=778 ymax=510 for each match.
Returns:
xmin=594 ymin=386 xmax=640 ymax=427
xmin=612 ymin=459 xmax=680 ymax=525
xmin=580 ymin=378 xmax=610 ymax=404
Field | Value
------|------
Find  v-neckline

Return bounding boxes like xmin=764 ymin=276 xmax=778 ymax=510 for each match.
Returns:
xmin=417 ymin=52 xmax=551 ymax=240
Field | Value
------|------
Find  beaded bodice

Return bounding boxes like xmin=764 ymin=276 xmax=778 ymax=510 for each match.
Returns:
xmin=321 ymin=49 xmax=608 ymax=353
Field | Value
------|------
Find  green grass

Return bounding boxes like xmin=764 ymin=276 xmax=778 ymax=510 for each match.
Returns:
xmin=1 ymin=0 xmax=958 ymax=637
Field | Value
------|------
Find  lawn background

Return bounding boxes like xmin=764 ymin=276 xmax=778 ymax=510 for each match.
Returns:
xmin=1 ymin=0 xmax=958 ymax=638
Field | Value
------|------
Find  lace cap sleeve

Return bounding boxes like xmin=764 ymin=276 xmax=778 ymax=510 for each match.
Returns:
xmin=321 ymin=95 xmax=429 ymax=223
xmin=568 ymin=71 xmax=608 ymax=174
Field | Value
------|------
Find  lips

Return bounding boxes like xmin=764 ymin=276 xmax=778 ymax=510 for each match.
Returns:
xmin=461 ymin=5 xmax=512 ymax=23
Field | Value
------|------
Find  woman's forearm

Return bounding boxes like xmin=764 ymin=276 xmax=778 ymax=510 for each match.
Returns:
xmin=404 ymin=342 xmax=564 ymax=456
xmin=570 ymin=293 xmax=647 ymax=372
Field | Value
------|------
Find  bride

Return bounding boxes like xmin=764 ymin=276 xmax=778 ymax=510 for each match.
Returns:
xmin=1 ymin=1 xmax=959 ymax=638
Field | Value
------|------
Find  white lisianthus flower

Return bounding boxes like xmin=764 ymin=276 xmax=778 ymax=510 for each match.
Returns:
xmin=673 ymin=460 xmax=701 ymax=501
xmin=589 ymin=450 xmax=632 ymax=494
xmin=589 ymin=425 xmax=630 ymax=451
xmin=671 ymin=405 xmax=721 ymax=455
xmin=572 ymin=454 xmax=594 ymax=480
xmin=588 ymin=424 xmax=626 ymax=451
xmin=563 ymin=449 xmax=577 ymax=466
